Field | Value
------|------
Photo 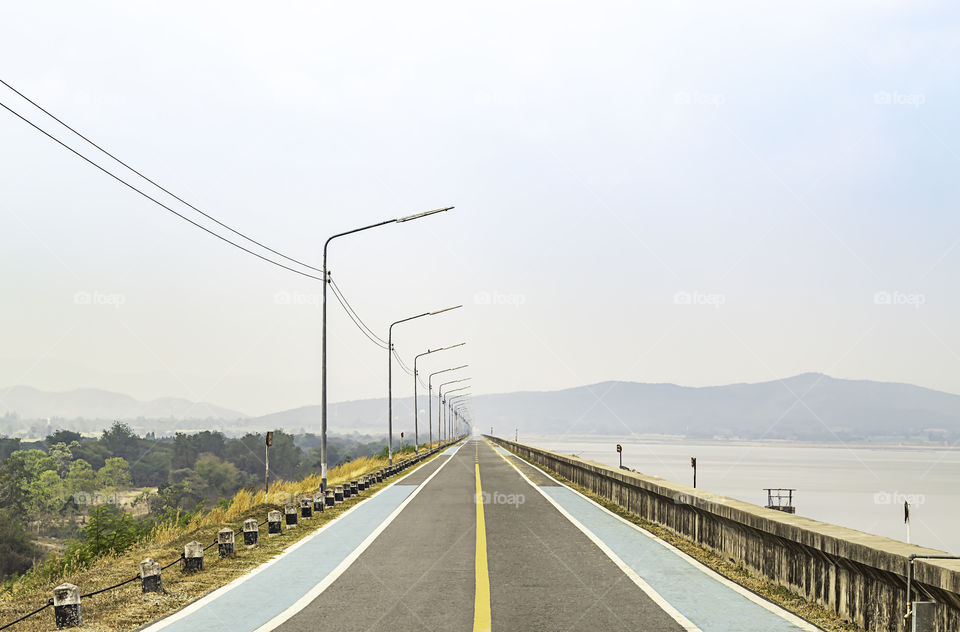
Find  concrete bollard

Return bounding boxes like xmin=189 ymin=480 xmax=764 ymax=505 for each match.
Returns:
xmin=184 ymin=540 xmax=204 ymax=571
xmin=357 ymin=477 xmax=366 ymax=492
xmin=376 ymin=470 xmax=383 ymax=483
xmin=313 ymin=492 xmax=325 ymax=513
xmin=218 ymin=528 xmax=235 ymax=558
xmin=350 ymin=481 xmax=359 ymax=496
xmin=300 ymin=497 xmax=313 ymax=519
xmin=140 ymin=558 xmax=162 ymax=593
xmin=267 ymin=510 xmax=282 ymax=536
xmin=243 ymin=518 xmax=259 ymax=548
xmin=334 ymin=485 xmax=344 ymax=503
xmin=325 ymin=489 xmax=335 ymax=507
xmin=52 ymin=583 xmax=81 ymax=628
xmin=342 ymin=483 xmax=352 ymax=499
xmin=285 ymin=504 xmax=298 ymax=528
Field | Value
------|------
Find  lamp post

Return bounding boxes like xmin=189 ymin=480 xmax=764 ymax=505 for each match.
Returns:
xmin=430 ymin=368 xmax=467 ymax=444
xmin=444 ymin=386 xmax=470 ymax=442
xmin=438 ymin=378 xmax=470 ymax=443
xmin=321 ymin=206 xmax=453 ymax=491
xmin=454 ymin=404 xmax=472 ymax=438
xmin=388 ymin=307 xmax=461 ymax=466
xmin=444 ymin=387 xmax=471 ymax=441
xmin=449 ymin=394 xmax=471 ymax=438
xmin=414 ymin=343 xmax=465 ymax=452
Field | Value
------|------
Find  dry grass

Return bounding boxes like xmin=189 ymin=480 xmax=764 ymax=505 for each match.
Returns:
xmin=0 ymin=452 xmax=434 ymax=632
xmin=498 ymin=446 xmax=865 ymax=632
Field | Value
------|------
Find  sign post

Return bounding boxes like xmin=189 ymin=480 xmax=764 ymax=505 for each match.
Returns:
xmin=691 ymin=457 xmax=697 ymax=488
xmin=265 ymin=431 xmax=274 ymax=496
xmin=616 ymin=443 xmax=622 ymax=469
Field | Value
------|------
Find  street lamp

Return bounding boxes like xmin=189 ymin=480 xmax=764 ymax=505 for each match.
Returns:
xmin=449 ymin=395 xmax=471 ymax=438
xmin=453 ymin=404 xmax=472 ymax=438
xmin=444 ymin=388 xmax=471 ymax=441
xmin=429 ymin=367 xmax=467 ymax=445
xmin=388 ymin=306 xmax=461 ymax=466
xmin=452 ymin=403 xmax=471 ymax=439
xmin=321 ymin=206 xmax=453 ymax=491
xmin=414 ymin=343 xmax=465 ymax=451
xmin=438 ymin=378 xmax=470 ymax=442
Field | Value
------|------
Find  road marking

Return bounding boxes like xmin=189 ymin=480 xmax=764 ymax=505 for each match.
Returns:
xmin=494 ymin=445 xmax=824 ymax=632
xmin=489 ymin=441 xmax=701 ymax=632
xmin=141 ymin=446 xmax=461 ymax=632
xmin=250 ymin=446 xmax=463 ymax=632
xmin=473 ymin=458 xmax=492 ymax=632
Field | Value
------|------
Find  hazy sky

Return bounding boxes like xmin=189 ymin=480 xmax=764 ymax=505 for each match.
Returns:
xmin=1 ymin=1 xmax=958 ymax=416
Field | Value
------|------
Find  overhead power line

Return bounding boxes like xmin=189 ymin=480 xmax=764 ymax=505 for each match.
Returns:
xmin=0 ymin=81 xmax=406 ymax=358
xmin=328 ymin=275 xmax=388 ymax=346
xmin=0 ymin=99 xmax=325 ymax=282
xmin=0 ymin=80 xmax=324 ymax=279
xmin=328 ymin=280 xmax=388 ymax=350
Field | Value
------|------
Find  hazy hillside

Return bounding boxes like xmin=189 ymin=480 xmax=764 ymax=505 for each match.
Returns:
xmin=0 ymin=385 xmax=246 ymax=422
xmin=247 ymin=373 xmax=960 ymax=443
xmin=3 ymin=375 xmax=959 ymax=443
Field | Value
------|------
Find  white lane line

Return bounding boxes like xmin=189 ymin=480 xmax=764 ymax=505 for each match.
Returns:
xmin=489 ymin=443 xmax=702 ymax=632
xmin=140 ymin=447 xmax=461 ymax=632
xmin=253 ymin=442 xmax=464 ymax=632
xmin=496 ymin=446 xmax=825 ymax=632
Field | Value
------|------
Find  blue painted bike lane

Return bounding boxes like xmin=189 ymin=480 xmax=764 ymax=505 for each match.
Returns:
xmin=140 ymin=462 xmax=448 ymax=632
xmin=492 ymin=446 xmax=822 ymax=632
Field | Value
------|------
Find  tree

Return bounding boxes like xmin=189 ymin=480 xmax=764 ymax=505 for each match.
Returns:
xmin=0 ymin=509 xmax=38 ymax=579
xmin=172 ymin=431 xmax=225 ymax=469
xmin=48 ymin=442 xmax=74 ymax=476
xmin=96 ymin=457 xmax=132 ymax=489
xmin=65 ymin=459 xmax=97 ymax=496
xmin=99 ymin=422 xmax=139 ymax=461
xmin=45 ymin=429 xmax=82 ymax=446
xmin=0 ymin=436 xmax=22 ymax=461
xmin=28 ymin=470 xmax=64 ymax=530
xmin=194 ymin=454 xmax=240 ymax=498
xmin=0 ymin=453 xmax=30 ymax=515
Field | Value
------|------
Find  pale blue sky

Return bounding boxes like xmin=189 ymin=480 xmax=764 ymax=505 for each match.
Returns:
xmin=1 ymin=1 xmax=958 ymax=415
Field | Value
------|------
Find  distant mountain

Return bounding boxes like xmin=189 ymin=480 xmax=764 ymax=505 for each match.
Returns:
xmin=3 ymin=375 xmax=959 ymax=443
xmin=0 ymin=385 xmax=246 ymax=421
xmin=247 ymin=374 xmax=960 ymax=443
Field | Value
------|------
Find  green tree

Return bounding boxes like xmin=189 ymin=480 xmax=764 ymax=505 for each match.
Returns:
xmin=48 ymin=442 xmax=74 ymax=476
xmin=65 ymin=459 xmax=97 ymax=496
xmin=194 ymin=454 xmax=241 ymax=498
xmin=0 ymin=509 xmax=38 ymax=579
xmin=96 ymin=457 xmax=132 ymax=489
xmin=0 ymin=453 xmax=30 ymax=515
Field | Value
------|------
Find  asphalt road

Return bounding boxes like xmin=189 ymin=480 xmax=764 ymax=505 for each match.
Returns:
xmin=144 ymin=438 xmax=820 ymax=632
xmin=277 ymin=438 xmax=687 ymax=632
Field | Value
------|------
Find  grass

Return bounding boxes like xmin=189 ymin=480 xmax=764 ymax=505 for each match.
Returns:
xmin=498 ymin=445 xmax=864 ymax=632
xmin=0 ymin=450 xmax=439 ymax=632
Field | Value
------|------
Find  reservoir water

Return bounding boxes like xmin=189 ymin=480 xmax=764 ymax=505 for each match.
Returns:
xmin=524 ymin=435 xmax=960 ymax=555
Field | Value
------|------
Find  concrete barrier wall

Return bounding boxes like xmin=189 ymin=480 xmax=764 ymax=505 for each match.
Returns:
xmin=487 ymin=437 xmax=960 ymax=632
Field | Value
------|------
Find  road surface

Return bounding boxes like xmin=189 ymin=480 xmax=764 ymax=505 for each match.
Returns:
xmin=140 ymin=438 xmax=824 ymax=632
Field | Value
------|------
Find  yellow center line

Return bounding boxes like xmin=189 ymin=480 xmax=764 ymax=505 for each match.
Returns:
xmin=474 ymin=455 xmax=492 ymax=631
